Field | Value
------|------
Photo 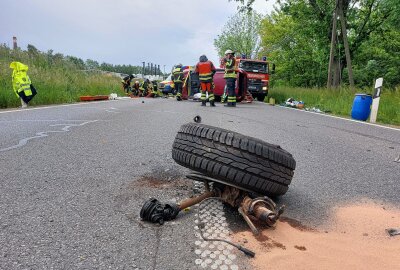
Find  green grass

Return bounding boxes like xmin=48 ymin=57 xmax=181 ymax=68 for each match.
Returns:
xmin=0 ymin=45 xmax=124 ymax=108
xmin=268 ymin=86 xmax=400 ymax=125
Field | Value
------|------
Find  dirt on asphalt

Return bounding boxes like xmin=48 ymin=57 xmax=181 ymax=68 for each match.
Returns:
xmin=232 ymin=200 xmax=400 ymax=270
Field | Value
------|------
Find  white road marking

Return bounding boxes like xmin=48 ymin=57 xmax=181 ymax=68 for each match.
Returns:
xmin=0 ymin=100 xmax=131 ymax=115
xmin=0 ymin=120 xmax=98 ymax=152
xmin=275 ymin=104 xmax=400 ymax=131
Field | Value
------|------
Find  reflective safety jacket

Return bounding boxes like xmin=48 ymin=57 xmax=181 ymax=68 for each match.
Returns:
xmin=195 ymin=61 xmax=216 ymax=83
xmin=172 ymin=67 xmax=183 ymax=83
xmin=10 ymin=62 xmax=32 ymax=98
xmin=121 ymin=76 xmax=131 ymax=86
xmin=224 ymin=58 xmax=237 ymax=79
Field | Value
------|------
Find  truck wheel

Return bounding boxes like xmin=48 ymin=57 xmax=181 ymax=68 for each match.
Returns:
xmin=172 ymin=123 xmax=296 ymax=196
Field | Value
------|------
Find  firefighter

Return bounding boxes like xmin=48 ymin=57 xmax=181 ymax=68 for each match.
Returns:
xmin=172 ymin=64 xmax=184 ymax=101
xmin=194 ymin=55 xmax=216 ymax=107
xmin=132 ymin=80 xmax=140 ymax=97
xmin=139 ymin=78 xmax=151 ymax=97
xmin=223 ymin=50 xmax=237 ymax=107
xmin=121 ymin=74 xmax=134 ymax=95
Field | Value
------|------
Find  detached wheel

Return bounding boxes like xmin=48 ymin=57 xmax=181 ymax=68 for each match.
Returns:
xmin=172 ymin=123 xmax=296 ymax=196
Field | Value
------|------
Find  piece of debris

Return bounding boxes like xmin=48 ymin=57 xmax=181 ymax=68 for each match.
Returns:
xmin=386 ymin=228 xmax=400 ymax=236
xmin=142 ymin=100 xmax=145 ymax=103
xmin=109 ymin=93 xmax=118 ymax=100
xmin=394 ymin=154 xmax=400 ymax=163
xmin=193 ymin=115 xmax=202 ymax=123
xmin=285 ymin=98 xmax=304 ymax=109
xmin=305 ymin=107 xmax=324 ymax=113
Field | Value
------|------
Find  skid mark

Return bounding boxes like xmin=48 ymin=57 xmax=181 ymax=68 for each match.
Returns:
xmin=0 ymin=120 xmax=98 ymax=152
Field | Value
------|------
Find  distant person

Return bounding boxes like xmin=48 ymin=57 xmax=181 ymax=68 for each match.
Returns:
xmin=172 ymin=64 xmax=184 ymax=101
xmin=146 ymin=80 xmax=159 ymax=98
xmin=10 ymin=61 xmax=37 ymax=108
xmin=132 ymin=80 xmax=140 ymax=97
xmin=121 ymin=74 xmax=134 ymax=95
xmin=223 ymin=50 xmax=237 ymax=107
xmin=139 ymin=79 xmax=151 ymax=97
xmin=194 ymin=55 xmax=216 ymax=107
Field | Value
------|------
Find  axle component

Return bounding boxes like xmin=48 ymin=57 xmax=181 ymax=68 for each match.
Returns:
xmin=140 ymin=190 xmax=216 ymax=225
xmin=139 ymin=198 xmax=180 ymax=225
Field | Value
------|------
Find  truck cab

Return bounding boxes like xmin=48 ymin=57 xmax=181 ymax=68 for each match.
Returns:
xmin=237 ymin=58 xmax=270 ymax=101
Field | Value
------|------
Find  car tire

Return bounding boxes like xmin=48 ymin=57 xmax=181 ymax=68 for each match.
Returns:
xmin=172 ymin=123 xmax=296 ymax=196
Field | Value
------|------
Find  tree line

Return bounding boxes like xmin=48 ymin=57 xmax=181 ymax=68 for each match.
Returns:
xmin=1 ymin=44 xmax=144 ymax=75
xmin=217 ymin=0 xmax=399 ymax=88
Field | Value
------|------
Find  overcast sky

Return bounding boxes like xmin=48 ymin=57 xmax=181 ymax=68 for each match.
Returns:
xmin=1 ymin=0 xmax=276 ymax=71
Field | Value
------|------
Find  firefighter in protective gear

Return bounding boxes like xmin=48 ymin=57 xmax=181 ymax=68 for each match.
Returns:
xmin=172 ymin=64 xmax=184 ymax=101
xmin=132 ymin=81 xmax=140 ymax=97
xmin=223 ymin=50 xmax=237 ymax=107
xmin=10 ymin=61 xmax=36 ymax=108
xmin=122 ymin=74 xmax=134 ymax=95
xmin=139 ymin=79 xmax=151 ymax=97
xmin=194 ymin=55 xmax=216 ymax=107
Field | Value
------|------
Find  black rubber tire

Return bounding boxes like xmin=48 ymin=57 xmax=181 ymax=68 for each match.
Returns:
xmin=172 ymin=123 xmax=296 ymax=196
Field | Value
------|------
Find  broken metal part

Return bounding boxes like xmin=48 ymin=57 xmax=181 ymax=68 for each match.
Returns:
xmin=386 ymin=228 xmax=400 ymax=237
xmin=241 ymin=196 xmax=285 ymax=227
xmin=140 ymin=198 xmax=180 ymax=225
xmin=197 ymin=197 xmax=256 ymax=257
xmin=178 ymin=190 xmax=216 ymax=210
xmin=186 ymin=172 xmax=256 ymax=194
xmin=140 ymin=173 xmax=285 ymax=234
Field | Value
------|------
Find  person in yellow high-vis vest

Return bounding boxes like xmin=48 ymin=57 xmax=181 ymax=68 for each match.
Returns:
xmin=10 ymin=62 xmax=37 ymax=108
xmin=172 ymin=64 xmax=184 ymax=101
xmin=223 ymin=50 xmax=237 ymax=107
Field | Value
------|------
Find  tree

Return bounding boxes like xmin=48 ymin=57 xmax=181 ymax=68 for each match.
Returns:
xmin=214 ymin=11 xmax=262 ymax=58
xmin=247 ymin=0 xmax=400 ymax=88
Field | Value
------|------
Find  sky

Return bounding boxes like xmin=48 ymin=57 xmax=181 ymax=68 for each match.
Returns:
xmin=0 ymin=0 xmax=276 ymax=72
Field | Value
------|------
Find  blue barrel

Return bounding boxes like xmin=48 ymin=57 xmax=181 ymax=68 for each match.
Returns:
xmin=351 ymin=94 xmax=372 ymax=121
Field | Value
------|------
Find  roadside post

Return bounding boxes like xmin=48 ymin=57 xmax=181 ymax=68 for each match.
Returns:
xmin=370 ymin=78 xmax=383 ymax=123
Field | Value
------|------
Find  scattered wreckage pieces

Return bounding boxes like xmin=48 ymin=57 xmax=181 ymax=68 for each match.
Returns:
xmin=386 ymin=228 xmax=400 ymax=237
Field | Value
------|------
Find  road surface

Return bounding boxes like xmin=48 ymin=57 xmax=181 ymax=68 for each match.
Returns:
xmin=0 ymin=98 xmax=399 ymax=269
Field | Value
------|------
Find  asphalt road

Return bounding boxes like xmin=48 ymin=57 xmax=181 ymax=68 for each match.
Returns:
xmin=0 ymin=98 xmax=399 ymax=269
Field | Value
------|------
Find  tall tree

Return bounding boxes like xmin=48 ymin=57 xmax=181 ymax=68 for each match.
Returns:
xmin=238 ymin=0 xmax=400 ymax=88
xmin=214 ymin=11 xmax=262 ymax=58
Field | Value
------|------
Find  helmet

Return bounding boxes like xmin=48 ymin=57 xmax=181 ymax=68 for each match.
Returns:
xmin=135 ymin=81 xmax=139 ymax=84
xmin=225 ymin=49 xmax=234 ymax=55
xmin=129 ymin=74 xmax=134 ymax=79
xmin=176 ymin=63 xmax=182 ymax=68
xmin=199 ymin=55 xmax=208 ymax=62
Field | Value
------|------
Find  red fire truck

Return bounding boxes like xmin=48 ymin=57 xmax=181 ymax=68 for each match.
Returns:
xmin=216 ymin=56 xmax=273 ymax=101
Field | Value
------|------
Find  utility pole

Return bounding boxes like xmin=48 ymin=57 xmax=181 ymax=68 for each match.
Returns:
xmin=327 ymin=0 xmax=354 ymax=89
xmin=142 ymin=62 xmax=145 ymax=78
xmin=327 ymin=1 xmax=338 ymax=88
xmin=338 ymin=0 xmax=354 ymax=88
xmin=13 ymin=36 xmax=18 ymax=50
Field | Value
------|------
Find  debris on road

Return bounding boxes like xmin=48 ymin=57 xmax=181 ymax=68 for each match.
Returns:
xmin=285 ymin=97 xmax=304 ymax=109
xmin=386 ymin=228 xmax=400 ymax=237
xmin=80 ymin=95 xmax=109 ymax=101
xmin=140 ymin=122 xmax=296 ymax=256
xmin=109 ymin=93 xmax=118 ymax=100
xmin=193 ymin=115 xmax=202 ymax=123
